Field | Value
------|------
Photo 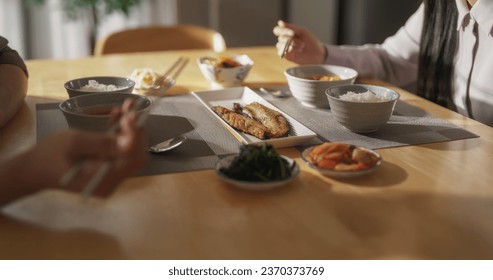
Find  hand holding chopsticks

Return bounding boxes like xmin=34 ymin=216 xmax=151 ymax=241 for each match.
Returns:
xmin=59 ymin=99 xmax=147 ymax=198
xmin=280 ymin=36 xmax=293 ymax=59
xmin=273 ymin=20 xmax=327 ymax=64
xmin=60 ymin=57 xmax=189 ymax=198
xmin=273 ymin=20 xmax=294 ymax=59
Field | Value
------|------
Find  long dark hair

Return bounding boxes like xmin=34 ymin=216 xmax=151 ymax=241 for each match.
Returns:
xmin=417 ymin=0 xmax=458 ymax=107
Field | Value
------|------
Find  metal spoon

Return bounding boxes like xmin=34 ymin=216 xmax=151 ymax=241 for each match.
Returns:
xmin=259 ymin=87 xmax=291 ymax=98
xmin=148 ymin=136 xmax=186 ymax=153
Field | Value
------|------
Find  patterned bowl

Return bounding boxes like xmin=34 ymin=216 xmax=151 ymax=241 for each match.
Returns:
xmin=197 ymin=54 xmax=253 ymax=88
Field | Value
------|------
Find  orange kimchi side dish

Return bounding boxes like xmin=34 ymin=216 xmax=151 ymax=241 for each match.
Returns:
xmin=306 ymin=142 xmax=379 ymax=171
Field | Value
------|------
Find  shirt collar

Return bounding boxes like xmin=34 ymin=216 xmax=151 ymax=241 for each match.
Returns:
xmin=455 ymin=0 xmax=469 ymax=30
xmin=456 ymin=0 xmax=493 ymax=37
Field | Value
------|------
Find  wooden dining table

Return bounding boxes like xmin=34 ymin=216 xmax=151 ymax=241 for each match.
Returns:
xmin=1 ymin=46 xmax=492 ymax=260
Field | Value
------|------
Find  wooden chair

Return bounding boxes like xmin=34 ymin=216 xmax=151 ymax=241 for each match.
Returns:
xmin=94 ymin=24 xmax=226 ymax=55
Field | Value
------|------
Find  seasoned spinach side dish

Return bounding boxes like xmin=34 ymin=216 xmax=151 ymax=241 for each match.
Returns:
xmin=221 ymin=144 xmax=293 ymax=182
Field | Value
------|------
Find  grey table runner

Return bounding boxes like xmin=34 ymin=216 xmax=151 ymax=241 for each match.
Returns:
xmin=37 ymin=91 xmax=478 ymax=176
xmin=36 ymin=95 xmax=242 ymax=177
xmin=260 ymin=90 xmax=478 ymax=150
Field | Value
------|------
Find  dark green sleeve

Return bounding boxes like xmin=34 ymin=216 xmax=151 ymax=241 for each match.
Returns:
xmin=0 ymin=36 xmax=28 ymax=77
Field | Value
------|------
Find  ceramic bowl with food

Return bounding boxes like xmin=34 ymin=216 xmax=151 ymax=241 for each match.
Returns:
xmin=197 ymin=54 xmax=254 ymax=88
xmin=64 ymin=76 xmax=135 ymax=98
xmin=59 ymin=92 xmax=152 ymax=132
xmin=301 ymin=142 xmax=382 ymax=178
xmin=326 ymin=84 xmax=400 ymax=133
xmin=128 ymin=68 xmax=175 ymax=96
xmin=284 ymin=64 xmax=358 ymax=108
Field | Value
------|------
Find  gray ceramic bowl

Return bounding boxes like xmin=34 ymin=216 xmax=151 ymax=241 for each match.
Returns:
xmin=64 ymin=76 xmax=136 ymax=98
xmin=285 ymin=64 xmax=358 ymax=108
xmin=326 ymin=84 xmax=400 ymax=133
xmin=59 ymin=92 xmax=152 ymax=132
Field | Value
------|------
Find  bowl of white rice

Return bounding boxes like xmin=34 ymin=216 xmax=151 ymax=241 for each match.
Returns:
xmin=326 ymin=84 xmax=400 ymax=133
xmin=64 ymin=76 xmax=135 ymax=98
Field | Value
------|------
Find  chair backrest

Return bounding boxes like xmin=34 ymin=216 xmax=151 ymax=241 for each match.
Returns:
xmin=94 ymin=24 xmax=226 ymax=55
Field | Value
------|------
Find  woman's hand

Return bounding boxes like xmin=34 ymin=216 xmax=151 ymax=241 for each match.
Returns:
xmin=273 ymin=20 xmax=327 ymax=65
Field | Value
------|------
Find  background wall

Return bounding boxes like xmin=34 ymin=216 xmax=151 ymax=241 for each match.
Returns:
xmin=177 ymin=0 xmax=420 ymax=47
xmin=177 ymin=0 xmax=285 ymax=48
xmin=0 ymin=0 xmax=421 ymax=60
xmin=289 ymin=0 xmax=339 ymax=45
xmin=1 ymin=0 xmax=177 ymax=59
xmin=338 ymin=0 xmax=421 ymax=44
xmin=0 ymin=0 xmax=25 ymax=55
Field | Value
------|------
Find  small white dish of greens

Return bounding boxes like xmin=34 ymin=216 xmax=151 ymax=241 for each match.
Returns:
xmin=215 ymin=144 xmax=299 ymax=191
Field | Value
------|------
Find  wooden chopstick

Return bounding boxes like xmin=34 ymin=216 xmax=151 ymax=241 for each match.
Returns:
xmin=280 ymin=36 xmax=292 ymax=59
xmin=59 ymin=57 xmax=189 ymax=198
xmin=79 ymin=98 xmax=146 ymax=198
xmin=59 ymin=97 xmax=144 ymax=188
xmin=163 ymin=56 xmax=188 ymax=78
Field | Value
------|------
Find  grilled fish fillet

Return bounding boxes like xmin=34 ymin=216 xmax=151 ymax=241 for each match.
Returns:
xmin=237 ymin=102 xmax=289 ymax=138
xmin=212 ymin=105 xmax=271 ymax=139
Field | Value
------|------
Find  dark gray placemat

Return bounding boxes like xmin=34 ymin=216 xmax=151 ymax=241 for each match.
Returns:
xmin=258 ymin=89 xmax=478 ymax=150
xmin=37 ymin=91 xmax=478 ymax=177
xmin=36 ymin=95 xmax=242 ymax=176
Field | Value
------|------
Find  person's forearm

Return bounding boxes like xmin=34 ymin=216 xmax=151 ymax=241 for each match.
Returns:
xmin=0 ymin=153 xmax=40 ymax=206
xmin=0 ymin=93 xmax=26 ymax=127
xmin=0 ymin=64 xmax=28 ymax=127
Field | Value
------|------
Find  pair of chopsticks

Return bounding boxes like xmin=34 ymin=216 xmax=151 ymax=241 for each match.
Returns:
xmin=60 ymin=56 xmax=189 ymax=198
xmin=151 ymin=56 xmax=190 ymax=91
xmin=280 ymin=36 xmax=293 ymax=59
xmin=162 ymin=56 xmax=189 ymax=83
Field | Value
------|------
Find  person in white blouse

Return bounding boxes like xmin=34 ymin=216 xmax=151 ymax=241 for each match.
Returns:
xmin=273 ymin=0 xmax=493 ymax=126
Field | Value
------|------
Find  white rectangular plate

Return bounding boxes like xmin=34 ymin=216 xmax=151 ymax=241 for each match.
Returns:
xmin=192 ymin=87 xmax=317 ymax=148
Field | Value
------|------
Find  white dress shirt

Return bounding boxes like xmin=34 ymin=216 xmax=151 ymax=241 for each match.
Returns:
xmin=325 ymin=0 xmax=493 ymax=126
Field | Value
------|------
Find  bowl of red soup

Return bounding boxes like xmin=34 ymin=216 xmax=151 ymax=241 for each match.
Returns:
xmin=59 ymin=92 xmax=152 ymax=132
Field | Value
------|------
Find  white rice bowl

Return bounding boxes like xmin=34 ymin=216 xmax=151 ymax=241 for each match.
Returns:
xmin=326 ymin=84 xmax=400 ymax=133
xmin=64 ymin=76 xmax=135 ymax=98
